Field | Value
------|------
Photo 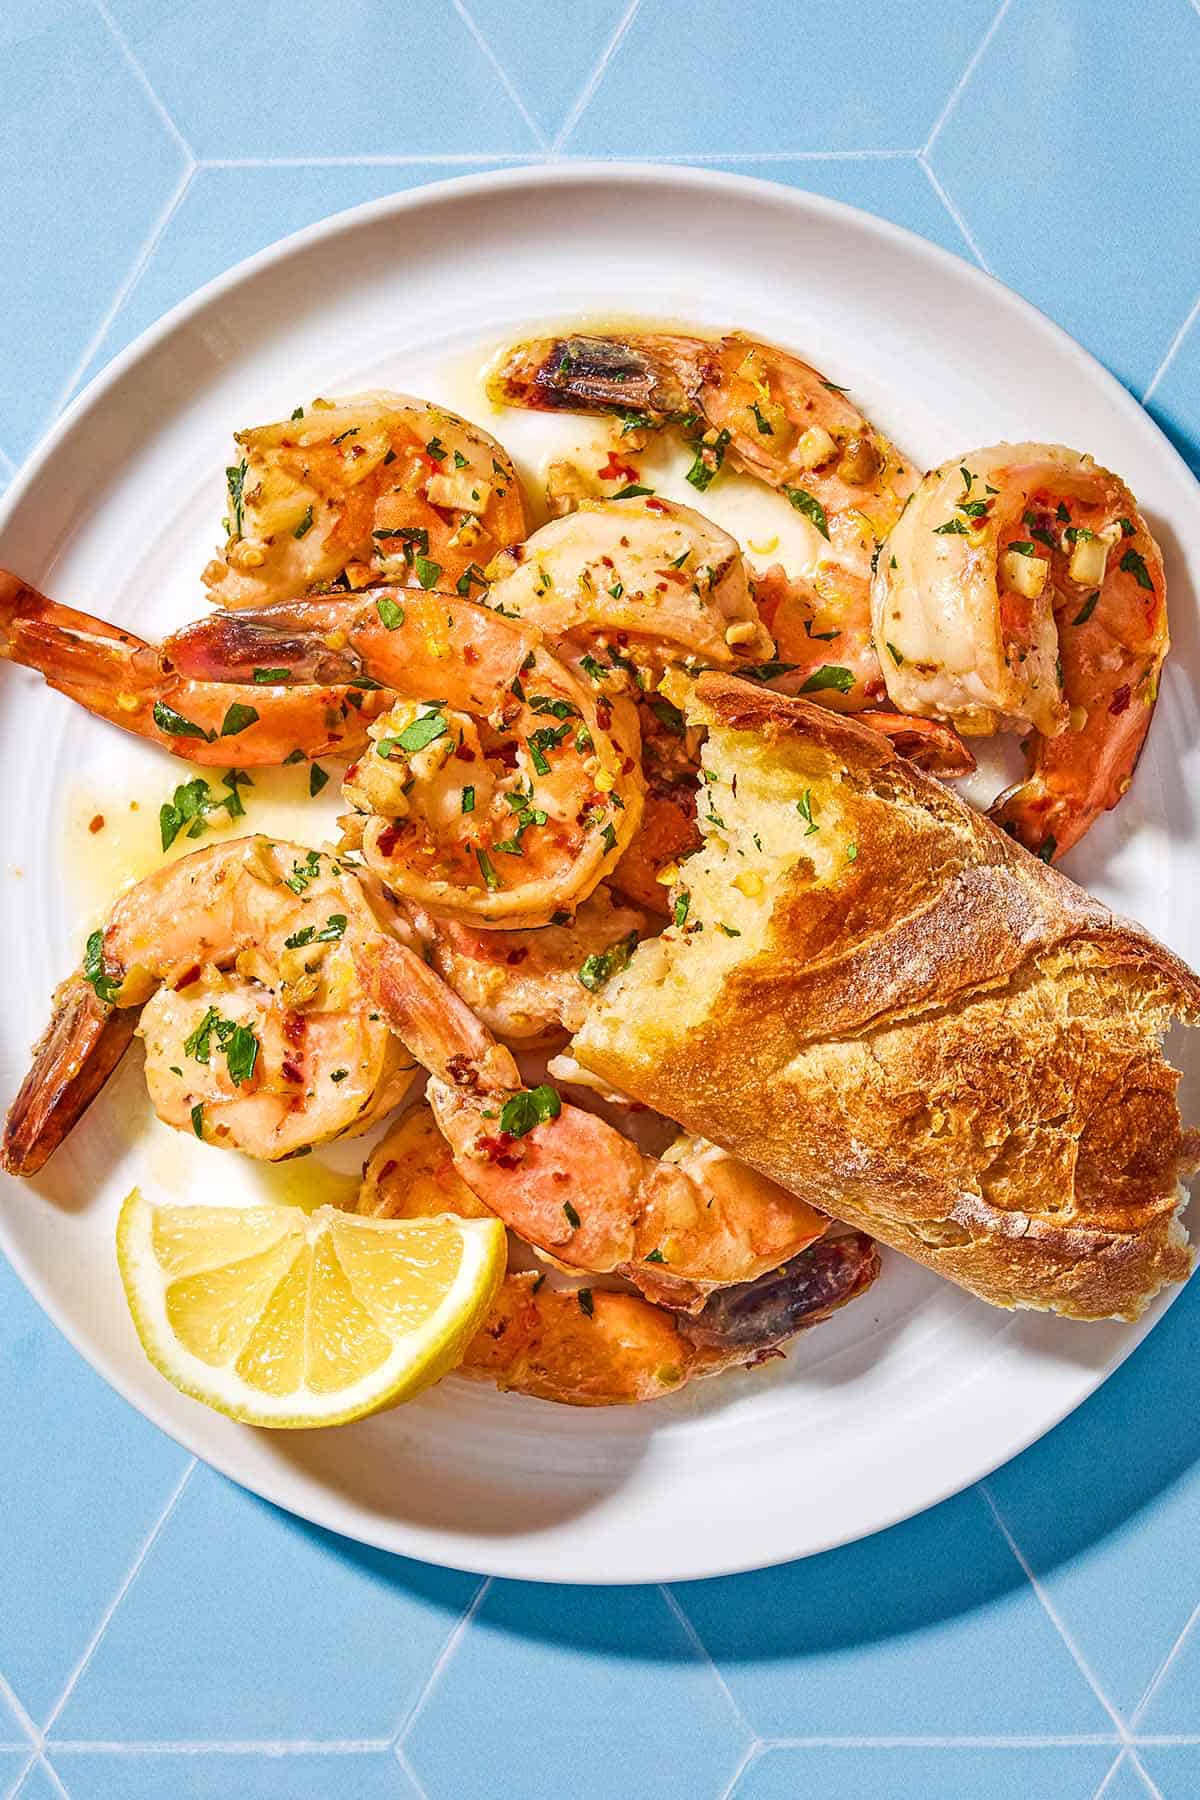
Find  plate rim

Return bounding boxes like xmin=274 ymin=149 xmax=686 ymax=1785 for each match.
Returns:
xmin=1 ymin=160 xmax=1196 ymax=1584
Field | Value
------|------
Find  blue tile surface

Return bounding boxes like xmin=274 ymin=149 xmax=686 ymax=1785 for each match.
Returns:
xmin=53 ymin=1752 xmax=419 ymax=1799
xmin=53 ymin=1468 xmax=480 ymax=1744
xmin=405 ymin=1583 xmax=748 ymax=1800
xmin=930 ymin=0 xmax=1200 ymax=396
xmin=675 ymin=1485 xmax=1112 ymax=1739
xmin=3 ymin=2 xmax=1200 ymax=1796
xmin=0 ymin=1257 xmax=191 ymax=1726
xmin=735 ymin=1744 xmax=1119 ymax=1800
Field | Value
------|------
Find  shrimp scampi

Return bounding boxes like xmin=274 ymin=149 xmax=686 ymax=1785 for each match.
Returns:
xmin=203 ymin=391 xmax=526 ymax=609
xmin=359 ymin=1106 xmax=878 ymax=1405
xmin=169 ymin=589 xmax=646 ymax=926
xmin=1 ymin=838 xmax=419 ymax=1171
xmin=356 ymin=935 xmax=830 ymax=1309
xmin=873 ymin=443 xmax=1169 ymax=858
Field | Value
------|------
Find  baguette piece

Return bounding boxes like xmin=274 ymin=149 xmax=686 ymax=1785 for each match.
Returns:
xmin=574 ymin=675 xmax=1200 ymax=1320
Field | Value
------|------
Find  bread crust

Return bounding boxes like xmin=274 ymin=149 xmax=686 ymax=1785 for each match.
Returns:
xmin=575 ymin=676 xmax=1199 ymax=1320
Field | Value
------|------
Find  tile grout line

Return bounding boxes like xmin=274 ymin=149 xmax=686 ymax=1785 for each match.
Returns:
xmin=917 ymin=154 xmax=993 ymax=272
xmin=552 ymin=0 xmax=644 ymax=155
xmin=659 ymin=1585 xmax=759 ymax=1745
xmin=392 ymin=1576 xmax=492 ymax=1748
xmin=758 ymin=1734 xmax=1125 ymax=1748
xmin=51 ymin=1739 xmax=392 ymax=1755
xmin=447 ymin=0 xmax=550 ymax=152
xmin=1141 ymin=288 xmax=1200 ymax=403
xmin=91 ymin=0 xmax=196 ymax=163
xmin=30 ymin=1756 xmax=69 ymax=1800
xmin=42 ymin=162 xmax=196 ymax=428
xmin=0 ymin=1676 xmax=41 ymax=1754
xmin=1130 ymin=1749 xmax=1166 ymax=1799
xmin=656 ymin=148 xmax=919 ymax=163
xmin=923 ymin=0 xmax=1015 ymax=154
xmin=393 ymin=1740 xmax=431 ymax=1799
xmin=198 ymin=152 xmax=546 ymax=169
xmin=40 ymin=1459 xmax=197 ymax=1742
xmin=981 ymin=1483 xmax=1132 ymax=1743
xmin=717 ymin=1739 xmax=761 ymax=1800
xmin=2 ymin=1758 xmax=35 ymax=1800
xmin=1093 ymin=1749 xmax=1131 ymax=1799
xmin=1130 ymin=1595 xmax=1200 ymax=1730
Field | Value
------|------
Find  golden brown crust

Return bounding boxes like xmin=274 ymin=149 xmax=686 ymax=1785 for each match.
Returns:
xmin=574 ymin=676 xmax=1199 ymax=1320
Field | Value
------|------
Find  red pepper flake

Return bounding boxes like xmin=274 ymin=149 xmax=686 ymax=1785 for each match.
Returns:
xmin=173 ymin=964 xmax=201 ymax=991
xmin=505 ymin=948 xmax=529 ymax=966
xmin=645 ymin=497 xmax=668 ymax=514
xmin=88 ymin=814 xmax=105 ymax=834
xmin=281 ymin=1059 xmax=304 ymax=1084
xmin=463 ymin=644 xmax=480 ymax=666
xmin=454 ymin=743 xmax=477 ymax=762
xmin=597 ymin=451 xmax=639 ymax=484
xmin=1109 ymin=684 xmax=1132 ymax=716
xmin=478 ymin=1134 xmax=522 ymax=1169
xmin=376 ymin=822 xmax=403 ymax=856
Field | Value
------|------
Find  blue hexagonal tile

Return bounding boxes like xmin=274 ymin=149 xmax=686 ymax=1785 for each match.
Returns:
xmin=1134 ymin=1609 xmax=1200 ymax=1738
xmin=0 ymin=1 xmax=188 ymax=461
xmin=985 ymin=1277 xmax=1200 ymax=1720
xmin=73 ymin=162 xmax=526 ymax=398
xmin=0 ymin=1254 xmax=192 ymax=1727
xmin=52 ymin=1751 xmax=420 ymax=1799
xmin=404 ymin=1581 xmax=749 ymax=1800
xmin=1146 ymin=307 xmax=1200 ymax=478
xmin=930 ymin=0 xmax=1200 ymax=395
xmin=673 ymin=1484 xmax=1112 ymax=1738
xmin=462 ymin=0 xmax=631 ymax=145
xmin=1139 ymin=1744 xmax=1200 ymax=1799
xmin=52 ymin=1466 xmax=481 ymax=1744
xmin=103 ymin=0 xmax=538 ymax=159
xmin=567 ymin=0 xmax=999 ymax=155
xmin=693 ymin=157 xmax=979 ymax=262
xmin=734 ymin=1744 xmax=1119 ymax=1800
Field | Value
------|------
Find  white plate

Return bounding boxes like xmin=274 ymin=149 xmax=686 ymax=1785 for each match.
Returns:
xmin=2 ymin=165 xmax=1198 ymax=1585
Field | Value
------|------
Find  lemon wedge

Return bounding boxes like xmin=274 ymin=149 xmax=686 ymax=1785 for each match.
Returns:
xmin=117 ymin=1189 xmax=506 ymax=1427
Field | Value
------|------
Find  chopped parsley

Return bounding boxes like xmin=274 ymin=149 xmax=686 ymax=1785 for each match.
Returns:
xmin=673 ymin=890 xmax=690 ymax=928
xmin=499 ymin=1084 xmax=562 ymax=1138
xmin=219 ymin=702 xmax=259 ymax=738
xmin=191 ymin=1102 xmax=205 ymax=1139
xmin=786 ymin=487 xmax=830 ymax=539
xmin=644 ymin=1248 xmax=667 ymax=1265
xmin=456 ymin=562 xmax=487 ymax=597
xmin=577 ymin=1288 xmax=595 ymax=1317
xmin=612 ymin=483 xmax=654 ymax=500
xmin=686 ymin=428 xmax=731 ymax=493
xmin=394 ymin=711 xmax=448 ymax=754
xmin=933 ymin=517 xmax=970 ymax=536
xmin=414 ymin=555 xmax=443 ymax=590
xmin=159 ymin=771 xmax=249 ymax=851
xmin=225 ymin=459 xmax=248 ymax=537
xmin=183 ymin=1008 xmax=260 ymax=1086
xmin=1072 ymin=591 xmax=1100 ymax=626
xmin=461 ymin=785 xmax=475 ymax=815
xmin=1121 ymin=548 xmax=1154 ymax=590
xmin=796 ymin=790 xmax=819 ymax=836
xmin=285 ymin=850 xmax=322 ymax=894
xmin=376 ymin=595 xmax=405 ymax=630
xmin=578 ymin=930 xmax=639 ymax=993
xmin=886 ymin=642 xmax=904 ymax=666
xmin=293 ymin=505 xmax=315 ymax=539
xmin=82 ymin=930 xmax=120 ymax=1005
xmin=252 ymin=667 xmax=290 ymax=683
xmin=799 ymin=665 xmax=854 ymax=695
xmin=308 ymin=763 xmax=329 ymax=797
xmin=563 ymin=1199 xmax=581 ymax=1229
xmin=750 ymin=401 xmax=774 ymax=436
xmin=153 ymin=700 xmax=214 ymax=743
xmin=283 ymin=914 xmax=347 ymax=949
xmin=476 ymin=847 xmax=499 ymax=891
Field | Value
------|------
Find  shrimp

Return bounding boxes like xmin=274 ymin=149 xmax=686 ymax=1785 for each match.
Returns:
xmin=401 ymin=887 xmax=648 ymax=1045
xmin=481 ymin=494 xmax=774 ymax=671
xmin=168 ymin=588 xmax=645 ymax=927
xmin=872 ymin=443 xmax=1169 ymax=858
xmin=359 ymin=1105 xmax=878 ymax=1405
xmin=202 ymin=391 xmax=527 ymax=608
xmin=355 ymin=935 xmax=829 ymax=1309
xmin=0 ymin=571 xmax=393 ymax=765
xmin=1 ymin=838 xmax=419 ymax=1171
xmin=490 ymin=329 xmax=918 ymax=706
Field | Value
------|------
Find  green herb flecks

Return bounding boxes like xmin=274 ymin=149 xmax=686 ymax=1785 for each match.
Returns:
xmin=578 ymin=930 xmax=639 ymax=994
xmin=499 ymin=1084 xmax=562 ymax=1138
xmin=786 ymin=487 xmax=830 ymax=539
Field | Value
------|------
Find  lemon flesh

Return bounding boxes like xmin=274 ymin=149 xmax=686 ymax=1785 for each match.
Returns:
xmin=117 ymin=1190 xmax=506 ymax=1428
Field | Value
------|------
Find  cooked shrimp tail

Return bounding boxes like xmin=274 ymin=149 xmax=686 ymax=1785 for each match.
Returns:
xmin=357 ymin=936 xmax=828 ymax=1304
xmin=680 ymin=1232 xmax=880 ymax=1351
xmin=1 ymin=974 xmax=139 ymax=1176
xmin=360 ymin=1108 xmax=875 ymax=1406
xmin=0 ymin=570 xmax=392 ymax=765
xmin=489 ymin=333 xmax=700 ymax=422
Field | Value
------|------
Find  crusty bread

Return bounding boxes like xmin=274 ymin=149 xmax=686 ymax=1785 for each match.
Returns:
xmin=574 ymin=675 xmax=1200 ymax=1320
